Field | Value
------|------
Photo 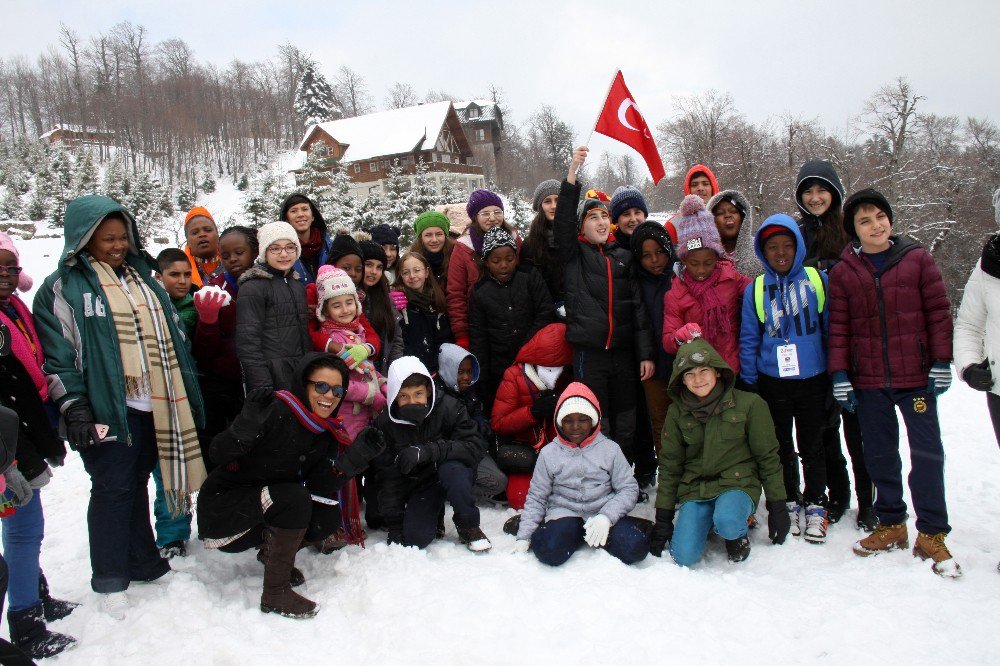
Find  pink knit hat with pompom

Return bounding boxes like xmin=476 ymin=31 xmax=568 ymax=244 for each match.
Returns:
xmin=674 ymin=195 xmax=724 ymax=260
xmin=314 ymin=265 xmax=358 ymax=321
xmin=0 ymin=232 xmax=32 ymax=292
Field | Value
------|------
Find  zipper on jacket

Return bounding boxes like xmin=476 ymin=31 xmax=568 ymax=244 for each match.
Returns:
xmin=874 ymin=275 xmax=892 ymax=388
xmin=601 ymin=247 xmax=613 ymax=349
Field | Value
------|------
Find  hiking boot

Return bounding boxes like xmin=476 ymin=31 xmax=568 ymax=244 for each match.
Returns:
xmin=101 ymin=591 xmax=129 ymax=621
xmin=913 ymin=532 xmax=962 ymax=578
xmin=7 ymin=604 xmax=77 ymax=659
xmin=826 ymin=500 xmax=847 ymax=525
xmin=503 ymin=514 xmax=521 ymax=536
xmin=260 ymin=527 xmax=318 ymax=619
xmin=39 ymin=573 xmax=79 ymax=622
xmin=258 ymin=540 xmax=305 ymax=588
xmin=725 ymin=535 xmax=751 ymax=563
xmin=803 ymin=504 xmax=828 ymax=544
xmin=853 ymin=523 xmax=908 ymax=556
xmin=787 ymin=502 xmax=802 ymax=537
xmin=312 ymin=531 xmax=350 ymax=554
xmin=457 ymin=526 xmax=492 ymax=552
xmin=856 ymin=505 xmax=878 ymax=532
xmin=159 ymin=540 xmax=187 ymax=559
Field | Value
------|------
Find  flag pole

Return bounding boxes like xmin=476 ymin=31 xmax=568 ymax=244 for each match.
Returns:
xmin=583 ymin=68 xmax=621 ymax=148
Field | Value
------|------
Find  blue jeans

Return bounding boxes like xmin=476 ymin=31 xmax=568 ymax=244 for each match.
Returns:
xmin=1 ymin=489 xmax=43 ymax=612
xmin=856 ymin=388 xmax=949 ymax=534
xmin=403 ymin=461 xmax=479 ymax=549
xmin=670 ymin=490 xmax=754 ymax=567
xmin=79 ymin=410 xmax=169 ymax=593
xmin=151 ymin=464 xmax=192 ymax=547
xmin=531 ymin=516 xmax=649 ymax=567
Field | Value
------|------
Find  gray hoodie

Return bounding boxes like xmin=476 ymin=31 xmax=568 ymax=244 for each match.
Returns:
xmin=707 ymin=189 xmax=761 ymax=278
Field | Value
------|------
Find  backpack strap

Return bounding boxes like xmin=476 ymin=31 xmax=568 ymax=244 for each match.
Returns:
xmin=754 ymin=275 xmax=766 ymax=323
xmin=805 ymin=266 xmax=825 ymax=313
xmin=754 ymin=267 xmax=825 ymax=323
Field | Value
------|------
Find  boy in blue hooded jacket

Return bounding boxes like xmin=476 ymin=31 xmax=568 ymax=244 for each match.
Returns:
xmin=739 ymin=214 xmax=830 ymax=544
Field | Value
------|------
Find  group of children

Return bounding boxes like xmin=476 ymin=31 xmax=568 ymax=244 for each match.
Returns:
xmin=0 ymin=147 xmax=986 ymax=640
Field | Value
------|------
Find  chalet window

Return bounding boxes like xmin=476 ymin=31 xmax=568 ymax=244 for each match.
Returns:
xmin=354 ymin=164 xmax=361 ymax=174
xmin=442 ymin=153 xmax=451 ymax=164
xmin=369 ymin=162 xmax=377 ymax=172
xmin=475 ymin=129 xmax=485 ymax=142
xmin=468 ymin=107 xmax=479 ymax=119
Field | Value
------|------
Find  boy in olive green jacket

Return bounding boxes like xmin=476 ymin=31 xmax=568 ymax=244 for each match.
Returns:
xmin=649 ymin=324 xmax=789 ymax=566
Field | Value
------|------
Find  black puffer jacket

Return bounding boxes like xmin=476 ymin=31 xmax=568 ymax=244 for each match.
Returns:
xmin=399 ymin=303 xmax=453 ymax=375
xmin=197 ymin=353 xmax=352 ymax=541
xmin=469 ymin=267 xmax=555 ymax=401
xmin=372 ymin=357 xmax=486 ymax=533
xmin=795 ymin=159 xmax=847 ymax=271
xmin=0 ymin=352 xmax=65 ymax=481
xmin=554 ymin=180 xmax=654 ymax=360
xmin=235 ymin=262 xmax=311 ymax=390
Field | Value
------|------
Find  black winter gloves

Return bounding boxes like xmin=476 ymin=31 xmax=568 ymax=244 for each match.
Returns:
xmin=529 ymin=390 xmax=559 ymax=421
xmin=648 ymin=508 xmax=675 ymax=557
xmin=63 ymin=400 xmax=103 ymax=451
xmin=395 ymin=445 xmax=426 ymax=475
xmin=229 ymin=387 xmax=273 ymax=443
xmin=336 ymin=427 xmax=386 ymax=478
xmin=766 ymin=500 xmax=791 ymax=544
xmin=963 ymin=360 xmax=994 ymax=392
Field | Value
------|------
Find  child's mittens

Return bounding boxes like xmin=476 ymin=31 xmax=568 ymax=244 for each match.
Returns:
xmin=512 ymin=539 xmax=530 ymax=554
xmin=338 ymin=345 xmax=368 ymax=370
xmin=831 ymin=371 xmax=857 ymax=413
xmin=583 ymin=514 xmax=611 ymax=548
xmin=389 ymin=290 xmax=408 ymax=310
xmin=529 ymin=390 xmax=559 ymax=421
xmin=193 ymin=286 xmax=231 ymax=324
xmin=927 ymin=362 xmax=952 ymax=396
xmin=673 ymin=322 xmax=703 ymax=346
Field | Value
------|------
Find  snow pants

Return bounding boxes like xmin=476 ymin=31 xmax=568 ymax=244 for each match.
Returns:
xmin=403 ymin=461 xmax=479 ymax=549
xmin=855 ymin=388 xmax=949 ymax=535
xmin=671 ymin=490 xmax=754 ymax=567
xmin=530 ymin=516 xmax=648 ymax=567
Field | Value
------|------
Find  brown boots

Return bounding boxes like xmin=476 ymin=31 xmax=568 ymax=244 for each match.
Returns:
xmin=853 ymin=523 xmax=962 ymax=578
xmin=260 ymin=527 xmax=318 ymax=618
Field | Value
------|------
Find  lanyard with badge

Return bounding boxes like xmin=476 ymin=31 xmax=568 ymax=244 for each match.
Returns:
xmin=775 ymin=276 xmax=800 ymax=378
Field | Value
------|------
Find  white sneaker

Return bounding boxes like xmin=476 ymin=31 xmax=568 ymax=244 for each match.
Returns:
xmin=102 ymin=591 xmax=129 ymax=621
xmin=803 ymin=504 xmax=827 ymax=544
xmin=787 ymin=502 xmax=802 ymax=537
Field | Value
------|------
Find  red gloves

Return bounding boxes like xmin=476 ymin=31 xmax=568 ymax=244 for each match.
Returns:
xmin=673 ymin=322 xmax=703 ymax=346
xmin=193 ymin=288 xmax=230 ymax=325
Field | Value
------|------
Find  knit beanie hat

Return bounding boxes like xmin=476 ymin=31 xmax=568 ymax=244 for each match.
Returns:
xmin=359 ymin=239 xmax=388 ymax=267
xmin=466 ymin=189 xmax=504 ymax=221
xmin=842 ymin=188 xmax=894 ymax=239
xmin=0 ymin=232 xmax=31 ymax=292
xmin=556 ymin=394 xmax=599 ymax=428
xmin=610 ymin=186 xmax=649 ymax=223
xmin=328 ymin=233 xmax=364 ymax=265
xmin=630 ymin=221 xmax=673 ymax=257
xmin=184 ymin=206 xmax=215 ymax=228
xmin=674 ymin=195 xmax=724 ymax=259
xmin=414 ymin=211 xmax=450 ymax=237
xmin=315 ymin=265 xmax=359 ymax=321
xmin=576 ymin=188 xmax=611 ymax=227
xmin=480 ymin=226 xmax=517 ymax=259
xmin=531 ymin=179 xmax=560 ymax=212
xmin=370 ymin=223 xmax=401 ymax=247
xmin=256 ymin=221 xmax=301 ymax=263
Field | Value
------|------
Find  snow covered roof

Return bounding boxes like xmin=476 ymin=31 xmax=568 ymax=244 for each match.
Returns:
xmin=299 ymin=101 xmax=463 ymax=162
xmin=454 ymin=100 xmax=499 ymax=124
xmin=39 ymin=124 xmax=108 ymax=140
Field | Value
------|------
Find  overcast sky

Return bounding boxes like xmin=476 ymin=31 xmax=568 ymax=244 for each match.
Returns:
xmin=2 ymin=0 xmax=997 ymax=173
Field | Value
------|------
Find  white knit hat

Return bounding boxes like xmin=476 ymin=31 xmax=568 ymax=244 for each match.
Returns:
xmin=256 ymin=221 xmax=301 ymax=263
xmin=556 ymin=395 xmax=599 ymax=427
xmin=315 ymin=265 xmax=358 ymax=321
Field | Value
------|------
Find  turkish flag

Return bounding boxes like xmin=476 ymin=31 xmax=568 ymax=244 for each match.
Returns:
xmin=593 ymin=71 xmax=665 ymax=184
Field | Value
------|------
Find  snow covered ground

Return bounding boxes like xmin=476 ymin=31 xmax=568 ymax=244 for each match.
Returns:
xmin=6 ymin=234 xmax=1000 ymax=665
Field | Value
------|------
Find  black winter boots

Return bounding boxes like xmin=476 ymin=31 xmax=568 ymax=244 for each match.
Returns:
xmin=7 ymin=604 xmax=76 ymax=659
xmin=39 ymin=573 xmax=79 ymax=622
xmin=260 ymin=527 xmax=318 ymax=619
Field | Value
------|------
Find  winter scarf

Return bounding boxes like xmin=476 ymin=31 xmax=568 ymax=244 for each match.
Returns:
xmin=981 ymin=235 xmax=1000 ymax=280
xmin=0 ymin=295 xmax=47 ymax=400
xmin=402 ymin=284 xmax=436 ymax=312
xmin=682 ymin=267 xmax=732 ymax=348
xmin=274 ymin=389 xmax=363 ymax=546
xmin=88 ymin=256 xmax=205 ymax=516
xmin=425 ymin=249 xmax=445 ymax=273
xmin=469 ymin=224 xmax=486 ymax=256
xmin=678 ymin=381 xmax=725 ymax=423
xmin=300 ymin=227 xmax=325 ymax=260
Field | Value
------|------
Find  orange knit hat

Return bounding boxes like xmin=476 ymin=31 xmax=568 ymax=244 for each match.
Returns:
xmin=185 ymin=206 xmax=215 ymax=227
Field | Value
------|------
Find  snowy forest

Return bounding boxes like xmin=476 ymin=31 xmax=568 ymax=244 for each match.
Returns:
xmin=1 ymin=21 xmax=999 ymax=302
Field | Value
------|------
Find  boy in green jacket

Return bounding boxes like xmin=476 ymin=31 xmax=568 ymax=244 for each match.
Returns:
xmin=650 ymin=324 xmax=789 ymax=565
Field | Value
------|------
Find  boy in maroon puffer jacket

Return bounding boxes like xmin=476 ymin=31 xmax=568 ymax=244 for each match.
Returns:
xmin=827 ymin=188 xmax=959 ymax=577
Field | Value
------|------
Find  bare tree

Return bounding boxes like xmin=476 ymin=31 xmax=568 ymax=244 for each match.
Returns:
xmin=335 ymin=66 xmax=372 ymax=117
xmin=657 ymin=89 xmax=736 ymax=171
xmin=862 ymin=77 xmax=923 ymax=200
xmin=385 ymin=82 xmax=418 ymax=110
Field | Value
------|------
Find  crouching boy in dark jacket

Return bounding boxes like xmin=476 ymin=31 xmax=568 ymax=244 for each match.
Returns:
xmin=373 ymin=356 xmax=492 ymax=551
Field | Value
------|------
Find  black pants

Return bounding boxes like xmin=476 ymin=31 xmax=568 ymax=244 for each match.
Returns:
xmin=573 ymin=347 xmax=639 ymax=464
xmin=198 ymin=377 xmax=245 ymax=472
xmin=403 ymin=461 xmax=478 ymax=549
xmin=632 ymin=381 xmax=658 ymax=480
xmin=219 ymin=483 xmax=342 ymax=553
xmin=825 ymin=400 xmax=873 ymax=507
xmin=758 ymin=373 xmax=829 ymax=505
xmin=987 ymin=392 xmax=1000 ymax=449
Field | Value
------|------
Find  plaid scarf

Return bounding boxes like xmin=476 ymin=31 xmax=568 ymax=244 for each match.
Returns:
xmin=89 ymin=256 xmax=205 ymax=516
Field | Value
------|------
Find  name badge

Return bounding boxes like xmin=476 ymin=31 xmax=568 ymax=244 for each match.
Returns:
xmin=777 ymin=343 xmax=800 ymax=378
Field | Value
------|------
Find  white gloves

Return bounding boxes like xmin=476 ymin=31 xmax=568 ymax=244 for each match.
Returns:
xmin=512 ymin=539 xmax=530 ymax=554
xmin=584 ymin=514 xmax=612 ymax=548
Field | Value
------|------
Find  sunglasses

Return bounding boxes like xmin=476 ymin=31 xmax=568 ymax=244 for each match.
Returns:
xmin=308 ymin=381 xmax=345 ymax=398
xmin=0 ymin=266 xmax=22 ymax=276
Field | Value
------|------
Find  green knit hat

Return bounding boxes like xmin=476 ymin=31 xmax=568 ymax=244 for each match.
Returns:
xmin=414 ymin=211 xmax=450 ymax=237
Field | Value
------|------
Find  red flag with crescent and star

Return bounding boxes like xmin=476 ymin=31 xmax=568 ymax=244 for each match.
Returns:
xmin=593 ymin=71 xmax=665 ymax=184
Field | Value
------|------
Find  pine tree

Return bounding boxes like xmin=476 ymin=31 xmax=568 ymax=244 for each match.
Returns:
xmin=200 ymin=170 xmax=216 ymax=194
xmin=408 ymin=158 xmax=438 ymax=215
xmin=0 ymin=187 xmax=23 ymax=220
xmin=296 ymin=149 xmax=334 ymax=211
xmin=502 ymin=187 xmax=532 ymax=238
xmin=356 ymin=192 xmax=383 ymax=231
xmin=380 ymin=160 xmax=412 ymax=227
xmin=236 ymin=173 xmax=249 ymax=191
xmin=176 ymin=182 xmax=197 ymax=211
xmin=70 ymin=150 xmax=98 ymax=197
xmin=326 ymin=167 xmax=358 ymax=230
xmin=102 ymin=159 xmax=130 ymax=204
xmin=47 ymin=149 xmax=72 ymax=227
xmin=294 ymin=62 xmax=341 ymax=127
xmin=438 ymin=176 xmax=466 ymax=205
xmin=243 ymin=171 xmax=282 ymax=228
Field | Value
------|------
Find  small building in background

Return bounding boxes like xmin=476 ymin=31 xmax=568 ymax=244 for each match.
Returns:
xmin=39 ymin=124 xmax=114 ymax=147
xmin=453 ymin=100 xmax=503 ymax=185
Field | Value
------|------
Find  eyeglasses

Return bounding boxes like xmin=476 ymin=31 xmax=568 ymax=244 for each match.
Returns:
xmin=267 ymin=244 xmax=298 ymax=256
xmin=0 ymin=266 xmax=22 ymax=276
xmin=477 ymin=210 xmax=504 ymax=220
xmin=308 ymin=381 xmax=345 ymax=398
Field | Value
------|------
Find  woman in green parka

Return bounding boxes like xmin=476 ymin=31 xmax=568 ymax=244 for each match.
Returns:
xmin=32 ymin=195 xmax=206 ymax=620
xmin=649 ymin=323 xmax=789 ymax=566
